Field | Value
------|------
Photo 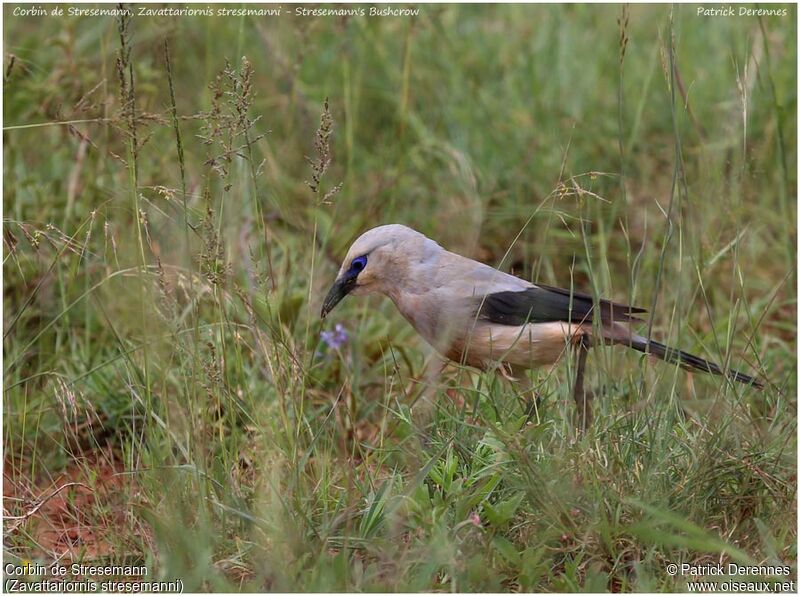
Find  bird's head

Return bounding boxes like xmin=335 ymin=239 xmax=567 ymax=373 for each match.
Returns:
xmin=320 ymin=224 xmax=431 ymax=318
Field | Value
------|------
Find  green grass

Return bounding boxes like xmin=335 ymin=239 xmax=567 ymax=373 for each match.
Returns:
xmin=3 ymin=4 xmax=796 ymax=592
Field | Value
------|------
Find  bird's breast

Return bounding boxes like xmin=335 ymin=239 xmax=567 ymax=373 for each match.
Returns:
xmin=387 ymin=291 xmax=442 ymax=344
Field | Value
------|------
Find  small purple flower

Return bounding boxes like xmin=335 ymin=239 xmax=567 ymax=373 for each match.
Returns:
xmin=468 ymin=512 xmax=481 ymax=527
xmin=320 ymin=323 xmax=349 ymax=350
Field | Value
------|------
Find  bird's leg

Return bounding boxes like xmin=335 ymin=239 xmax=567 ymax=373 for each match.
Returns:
xmin=573 ymin=334 xmax=593 ymax=430
xmin=511 ymin=368 xmax=541 ymax=424
xmin=423 ymin=356 xmax=448 ymax=396
xmin=407 ymin=356 xmax=446 ymax=400
xmin=408 ymin=356 xmax=448 ymax=427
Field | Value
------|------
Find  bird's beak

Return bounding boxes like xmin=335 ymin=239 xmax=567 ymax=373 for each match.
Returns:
xmin=321 ymin=275 xmax=356 ymax=319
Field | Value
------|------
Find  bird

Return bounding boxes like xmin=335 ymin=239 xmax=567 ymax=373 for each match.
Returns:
xmin=320 ymin=224 xmax=763 ymax=427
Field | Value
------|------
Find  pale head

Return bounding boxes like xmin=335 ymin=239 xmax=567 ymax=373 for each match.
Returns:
xmin=321 ymin=224 xmax=434 ymax=317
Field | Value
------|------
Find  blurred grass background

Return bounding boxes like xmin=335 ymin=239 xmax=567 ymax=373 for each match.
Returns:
xmin=3 ymin=3 xmax=797 ymax=591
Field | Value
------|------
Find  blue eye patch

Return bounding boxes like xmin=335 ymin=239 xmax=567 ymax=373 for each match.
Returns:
xmin=349 ymin=255 xmax=368 ymax=273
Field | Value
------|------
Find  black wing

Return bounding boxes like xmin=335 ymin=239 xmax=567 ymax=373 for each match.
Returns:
xmin=476 ymin=283 xmax=646 ymax=326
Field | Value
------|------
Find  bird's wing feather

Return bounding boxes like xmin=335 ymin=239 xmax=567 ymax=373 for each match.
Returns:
xmin=476 ymin=283 xmax=646 ymax=326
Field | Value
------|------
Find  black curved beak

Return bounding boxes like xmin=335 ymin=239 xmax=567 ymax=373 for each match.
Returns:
xmin=321 ymin=275 xmax=356 ymax=319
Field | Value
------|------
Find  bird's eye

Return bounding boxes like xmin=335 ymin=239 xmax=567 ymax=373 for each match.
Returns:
xmin=351 ymin=255 xmax=367 ymax=272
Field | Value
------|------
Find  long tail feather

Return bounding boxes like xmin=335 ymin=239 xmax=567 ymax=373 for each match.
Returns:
xmin=628 ymin=335 xmax=763 ymax=389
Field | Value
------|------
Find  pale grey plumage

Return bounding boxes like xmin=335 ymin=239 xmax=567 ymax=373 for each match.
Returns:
xmin=325 ymin=225 xmax=618 ymax=368
xmin=321 ymin=224 xmax=763 ymax=424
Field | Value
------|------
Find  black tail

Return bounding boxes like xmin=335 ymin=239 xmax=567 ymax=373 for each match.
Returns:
xmin=629 ymin=336 xmax=763 ymax=389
